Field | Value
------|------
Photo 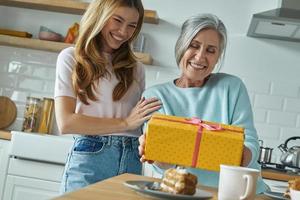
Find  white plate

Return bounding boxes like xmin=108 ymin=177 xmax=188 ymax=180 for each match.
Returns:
xmin=264 ymin=190 xmax=289 ymax=200
xmin=124 ymin=180 xmax=213 ymax=200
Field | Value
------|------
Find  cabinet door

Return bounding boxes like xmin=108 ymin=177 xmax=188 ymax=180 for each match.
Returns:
xmin=3 ymin=175 xmax=60 ymax=200
xmin=0 ymin=140 xmax=10 ymax=200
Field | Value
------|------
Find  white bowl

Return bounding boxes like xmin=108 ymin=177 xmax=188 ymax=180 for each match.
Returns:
xmin=290 ymin=188 xmax=300 ymax=200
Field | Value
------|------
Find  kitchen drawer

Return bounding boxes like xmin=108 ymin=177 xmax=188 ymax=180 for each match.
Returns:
xmin=3 ymin=175 xmax=60 ymax=200
xmin=8 ymin=158 xmax=65 ymax=182
xmin=10 ymin=131 xmax=73 ymax=164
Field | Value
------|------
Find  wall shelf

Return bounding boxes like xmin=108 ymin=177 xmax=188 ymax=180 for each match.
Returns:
xmin=0 ymin=35 xmax=153 ymax=65
xmin=0 ymin=0 xmax=159 ymax=24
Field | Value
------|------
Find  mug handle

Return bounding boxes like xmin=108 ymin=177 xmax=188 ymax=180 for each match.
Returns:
xmin=240 ymin=175 xmax=254 ymax=200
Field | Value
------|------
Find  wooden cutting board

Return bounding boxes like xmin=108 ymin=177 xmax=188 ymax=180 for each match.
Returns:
xmin=0 ymin=96 xmax=17 ymax=129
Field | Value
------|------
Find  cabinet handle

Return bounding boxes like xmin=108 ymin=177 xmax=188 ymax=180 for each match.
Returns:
xmin=271 ymin=22 xmax=285 ymax=26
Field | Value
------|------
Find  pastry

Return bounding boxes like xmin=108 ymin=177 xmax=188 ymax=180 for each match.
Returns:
xmin=160 ymin=168 xmax=198 ymax=195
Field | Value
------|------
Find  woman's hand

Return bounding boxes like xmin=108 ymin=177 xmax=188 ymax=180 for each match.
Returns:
xmin=138 ymin=134 xmax=154 ymax=163
xmin=241 ymin=146 xmax=252 ymax=167
xmin=138 ymin=134 xmax=175 ymax=169
xmin=125 ymin=97 xmax=161 ymax=131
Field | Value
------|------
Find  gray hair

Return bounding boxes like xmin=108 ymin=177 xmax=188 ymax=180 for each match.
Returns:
xmin=175 ymin=13 xmax=227 ymax=70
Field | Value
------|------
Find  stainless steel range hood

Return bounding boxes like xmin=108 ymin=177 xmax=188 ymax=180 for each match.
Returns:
xmin=247 ymin=0 xmax=300 ymax=42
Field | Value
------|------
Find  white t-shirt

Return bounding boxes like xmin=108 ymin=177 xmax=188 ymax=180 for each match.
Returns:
xmin=54 ymin=47 xmax=145 ymax=137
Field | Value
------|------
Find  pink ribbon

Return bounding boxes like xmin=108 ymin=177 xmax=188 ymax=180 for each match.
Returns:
xmin=186 ymin=117 xmax=222 ymax=167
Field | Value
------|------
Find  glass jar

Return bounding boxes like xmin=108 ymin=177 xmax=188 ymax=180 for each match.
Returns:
xmin=38 ymin=98 xmax=54 ymax=134
xmin=22 ymin=97 xmax=41 ymax=132
xmin=132 ymin=33 xmax=145 ymax=52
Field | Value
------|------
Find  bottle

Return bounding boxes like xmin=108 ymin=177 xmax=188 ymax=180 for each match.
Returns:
xmin=38 ymin=98 xmax=54 ymax=134
xmin=22 ymin=97 xmax=41 ymax=132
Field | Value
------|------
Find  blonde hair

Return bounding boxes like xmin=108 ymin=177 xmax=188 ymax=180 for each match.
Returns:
xmin=73 ymin=0 xmax=144 ymax=104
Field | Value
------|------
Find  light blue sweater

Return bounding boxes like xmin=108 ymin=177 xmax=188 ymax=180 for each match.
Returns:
xmin=143 ymin=73 xmax=267 ymax=194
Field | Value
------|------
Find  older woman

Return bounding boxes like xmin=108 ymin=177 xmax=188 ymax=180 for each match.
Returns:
xmin=138 ymin=13 xmax=267 ymax=194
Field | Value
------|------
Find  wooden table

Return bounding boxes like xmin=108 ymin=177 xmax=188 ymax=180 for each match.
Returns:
xmin=53 ymin=173 xmax=273 ymax=200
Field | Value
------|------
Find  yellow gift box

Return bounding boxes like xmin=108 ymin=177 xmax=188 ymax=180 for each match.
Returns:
xmin=144 ymin=113 xmax=244 ymax=171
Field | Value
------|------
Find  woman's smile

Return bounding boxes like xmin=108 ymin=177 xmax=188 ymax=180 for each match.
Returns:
xmin=188 ymin=61 xmax=207 ymax=70
xmin=110 ymin=32 xmax=124 ymax=42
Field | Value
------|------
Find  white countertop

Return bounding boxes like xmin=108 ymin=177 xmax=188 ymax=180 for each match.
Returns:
xmin=10 ymin=131 xmax=74 ymax=164
xmin=263 ymin=178 xmax=288 ymax=193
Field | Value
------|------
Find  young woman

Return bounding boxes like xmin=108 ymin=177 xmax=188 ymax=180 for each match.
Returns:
xmin=54 ymin=0 xmax=161 ymax=193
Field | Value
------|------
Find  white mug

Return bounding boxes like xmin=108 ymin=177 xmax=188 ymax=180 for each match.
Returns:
xmin=290 ymin=188 xmax=300 ymax=200
xmin=218 ymin=165 xmax=260 ymax=200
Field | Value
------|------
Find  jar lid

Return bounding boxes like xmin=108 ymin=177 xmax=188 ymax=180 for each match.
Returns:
xmin=43 ymin=97 xmax=54 ymax=101
xmin=26 ymin=96 xmax=41 ymax=101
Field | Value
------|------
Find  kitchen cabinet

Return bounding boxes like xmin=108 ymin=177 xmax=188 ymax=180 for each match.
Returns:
xmin=0 ymin=0 xmax=159 ymax=65
xmin=3 ymin=175 xmax=60 ymax=200
xmin=0 ymin=139 xmax=10 ymax=200
xmin=0 ymin=132 xmax=73 ymax=200
xmin=3 ymin=158 xmax=64 ymax=200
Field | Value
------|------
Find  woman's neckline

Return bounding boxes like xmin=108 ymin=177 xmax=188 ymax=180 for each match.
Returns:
xmin=173 ymin=75 xmax=212 ymax=89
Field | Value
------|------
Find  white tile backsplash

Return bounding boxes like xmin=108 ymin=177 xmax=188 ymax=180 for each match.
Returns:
xmin=255 ymin=123 xmax=281 ymax=140
xmin=8 ymin=117 xmax=24 ymax=132
xmin=2 ymin=88 xmax=14 ymax=98
xmin=0 ymin=46 xmax=57 ymax=133
xmin=10 ymin=91 xmax=28 ymax=103
xmin=271 ymin=82 xmax=299 ymax=98
xmin=145 ymin=65 xmax=180 ymax=88
xmin=297 ymin=116 xmax=300 ymax=128
xmin=15 ymin=104 xmax=25 ymax=118
xmin=18 ymin=77 xmax=45 ymax=91
xmin=0 ymin=74 xmax=15 ymax=88
xmin=243 ymin=77 xmax=271 ymax=94
xmin=0 ymin=61 xmax=8 ymax=72
xmin=254 ymin=94 xmax=284 ymax=110
xmin=253 ymin=108 xmax=267 ymax=123
xmin=281 ymin=127 xmax=300 ymax=141
xmin=267 ymin=110 xmax=297 ymax=127
xmin=32 ymin=67 xmax=56 ymax=80
xmin=44 ymin=81 xmax=55 ymax=93
xmin=284 ymin=98 xmax=300 ymax=112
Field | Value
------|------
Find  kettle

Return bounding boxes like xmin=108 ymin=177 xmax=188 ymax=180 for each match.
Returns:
xmin=278 ymin=136 xmax=300 ymax=168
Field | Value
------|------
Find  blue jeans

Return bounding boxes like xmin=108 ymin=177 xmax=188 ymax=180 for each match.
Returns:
xmin=60 ymin=135 xmax=142 ymax=193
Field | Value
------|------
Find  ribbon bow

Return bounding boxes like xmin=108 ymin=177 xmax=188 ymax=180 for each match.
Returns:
xmin=188 ymin=117 xmax=222 ymax=130
xmin=186 ymin=117 xmax=222 ymax=167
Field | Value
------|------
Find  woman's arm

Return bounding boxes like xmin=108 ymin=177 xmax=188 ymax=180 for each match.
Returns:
xmin=55 ymin=96 xmax=161 ymax=135
xmin=230 ymin=79 xmax=259 ymax=168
